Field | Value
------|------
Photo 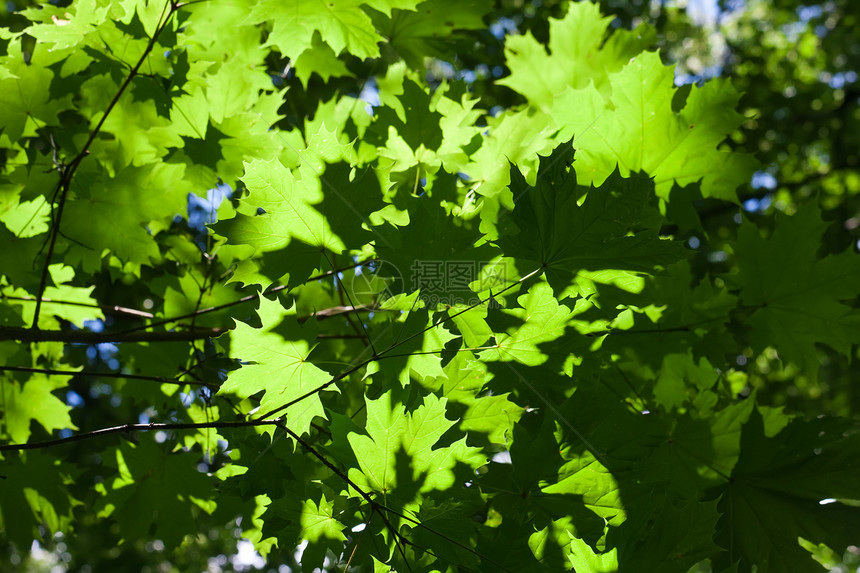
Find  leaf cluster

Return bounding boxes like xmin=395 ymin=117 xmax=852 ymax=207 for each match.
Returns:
xmin=1 ymin=1 xmax=858 ymax=572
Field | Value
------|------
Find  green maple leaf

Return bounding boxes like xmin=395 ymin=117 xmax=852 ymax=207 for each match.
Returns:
xmin=406 ymin=495 xmax=484 ymax=568
xmin=347 ymin=391 xmax=484 ymax=498
xmin=0 ymin=226 xmax=44 ymax=290
xmin=364 ymin=303 xmax=458 ymax=386
xmin=362 ymin=0 xmax=423 ymax=14
xmin=609 ymin=497 xmax=721 ymax=572
xmin=5 ymin=264 xmax=105 ymax=328
xmin=368 ymin=77 xmax=444 ymax=152
xmin=567 ymin=538 xmax=618 ymax=572
xmin=372 ymin=191 xmax=496 ymax=304
xmin=642 ymin=260 xmax=738 ymax=329
xmin=0 ymin=451 xmax=76 ymax=548
xmin=547 ymin=378 xmax=752 ymax=509
xmin=449 ymin=303 xmax=493 ymax=348
xmin=542 ymin=448 xmax=624 ymax=528
xmin=478 ymin=415 xmax=606 ymax=568
xmin=601 ymin=261 xmax=739 ymax=372
xmin=0 ymin=372 xmax=77 ymax=443
xmin=370 ymin=0 xmax=491 ymax=67
xmin=653 ymin=353 xmax=719 ymax=411
xmin=434 ymin=83 xmax=484 ymax=173
xmin=297 ymin=494 xmax=347 ymax=569
xmin=497 ymin=145 xmax=685 ymax=298
xmin=0 ymin=51 xmax=74 ymax=146
xmin=0 ymin=195 xmax=50 ymax=238
xmin=300 ymin=494 xmax=346 ymax=543
xmin=227 ymin=157 xmax=346 ymax=254
xmin=465 ymin=106 xmax=557 ymax=207
xmin=205 ymin=59 xmax=276 ymax=124
xmin=314 ymin=162 xmax=387 ymax=251
xmin=21 ymin=0 xmax=110 ymax=51
xmin=96 ymin=440 xmax=214 ymax=548
xmin=715 ymin=410 xmax=860 ymax=573
xmin=550 ymin=51 xmax=757 ymax=201
xmin=498 ymin=1 xmax=655 ymax=110
xmin=478 ymin=282 xmax=575 ymax=366
xmin=62 ymin=163 xmax=191 ymax=267
xmin=247 ymin=0 xmax=383 ymax=59
xmin=79 ymin=76 xmax=184 ymax=167
xmin=734 ymin=205 xmax=860 ymax=377
xmin=213 ymin=153 xmax=350 ymax=286
xmin=159 ymin=270 xmax=247 ymax=327
xmin=293 ymin=33 xmax=352 ymax=88
xmin=437 ymin=353 xmax=524 ymax=445
xmin=219 ymin=295 xmax=331 ymax=435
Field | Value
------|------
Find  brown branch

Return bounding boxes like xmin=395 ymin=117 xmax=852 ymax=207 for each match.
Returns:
xmin=327 ymin=252 xmax=374 ymax=351
xmin=0 ymin=419 xmax=279 ymax=451
xmin=2 ymin=295 xmax=154 ymax=319
xmin=0 ymin=326 xmax=222 ymax=343
xmin=0 ymin=365 xmax=217 ymax=389
xmin=0 ymin=301 xmax=384 ymax=344
xmin=298 ymin=304 xmax=377 ymax=323
xmin=316 ymin=333 xmax=368 ymax=339
xmin=116 ymin=260 xmax=370 ymax=335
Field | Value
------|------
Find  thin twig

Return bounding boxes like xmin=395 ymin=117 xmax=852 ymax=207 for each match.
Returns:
xmin=2 ymin=295 xmax=154 ymax=319
xmin=0 ymin=365 xmax=217 ymax=389
xmin=31 ymin=0 xmax=178 ymax=328
xmin=0 ymin=326 xmax=222 ymax=343
xmin=0 ymin=419 xmax=278 ymax=451
xmin=256 ymin=266 xmax=543 ymax=422
xmin=115 ymin=261 xmax=368 ymax=335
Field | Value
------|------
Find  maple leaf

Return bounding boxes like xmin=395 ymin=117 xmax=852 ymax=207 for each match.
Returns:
xmin=497 ymin=145 xmax=686 ymax=298
xmin=0 ymin=451 xmax=76 ymax=548
xmin=347 ymin=391 xmax=484 ymax=498
xmin=478 ymin=282 xmax=577 ymax=366
xmin=0 ymin=372 xmax=77 ymax=443
xmin=734 ymin=205 xmax=860 ymax=377
xmin=95 ymin=440 xmax=214 ymax=547
xmin=551 ymin=52 xmax=757 ymax=201
xmin=715 ymin=410 xmax=860 ymax=573
xmin=371 ymin=0 xmax=492 ymax=67
xmin=498 ymin=1 xmax=655 ymax=109
xmin=219 ymin=295 xmax=331 ymax=435
xmin=246 ymin=0 xmax=383 ymax=60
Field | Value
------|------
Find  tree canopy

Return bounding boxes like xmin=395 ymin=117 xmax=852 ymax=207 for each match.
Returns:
xmin=0 ymin=0 xmax=858 ymax=571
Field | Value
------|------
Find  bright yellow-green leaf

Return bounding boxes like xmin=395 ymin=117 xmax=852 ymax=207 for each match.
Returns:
xmin=219 ymin=296 xmax=331 ymax=435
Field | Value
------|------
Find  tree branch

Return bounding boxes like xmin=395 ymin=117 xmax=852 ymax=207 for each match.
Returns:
xmin=115 ymin=260 xmax=370 ymax=335
xmin=0 ymin=419 xmax=277 ymax=451
xmin=255 ymin=265 xmax=545 ymax=422
xmin=0 ymin=326 xmax=223 ymax=343
xmin=0 ymin=365 xmax=218 ymax=389
xmin=1 ymin=294 xmax=154 ymax=319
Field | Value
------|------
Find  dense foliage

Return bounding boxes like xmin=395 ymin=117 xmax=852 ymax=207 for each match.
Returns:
xmin=1 ymin=0 xmax=858 ymax=571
